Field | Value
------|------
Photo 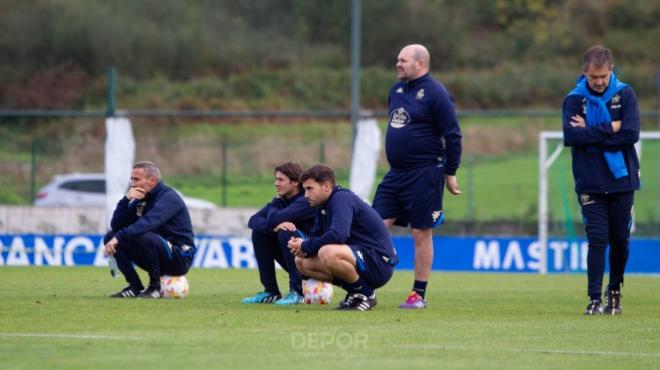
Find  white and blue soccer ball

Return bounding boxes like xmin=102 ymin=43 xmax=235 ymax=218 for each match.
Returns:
xmin=160 ymin=275 xmax=189 ymax=299
xmin=302 ymin=278 xmax=333 ymax=305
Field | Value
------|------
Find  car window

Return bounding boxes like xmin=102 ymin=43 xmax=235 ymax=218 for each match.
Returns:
xmin=59 ymin=180 xmax=106 ymax=193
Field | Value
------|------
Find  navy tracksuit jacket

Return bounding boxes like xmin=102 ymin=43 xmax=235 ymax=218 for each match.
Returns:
xmin=562 ymin=82 xmax=640 ymax=299
xmin=106 ymin=181 xmax=196 ymax=290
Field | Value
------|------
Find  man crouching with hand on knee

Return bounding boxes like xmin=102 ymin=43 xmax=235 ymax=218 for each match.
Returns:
xmin=288 ymin=165 xmax=398 ymax=311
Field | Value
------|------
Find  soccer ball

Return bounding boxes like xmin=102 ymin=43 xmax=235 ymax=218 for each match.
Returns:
xmin=160 ymin=275 xmax=189 ymax=299
xmin=302 ymin=278 xmax=333 ymax=304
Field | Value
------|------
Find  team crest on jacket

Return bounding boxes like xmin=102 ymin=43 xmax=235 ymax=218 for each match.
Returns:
xmin=415 ymin=89 xmax=425 ymax=100
xmin=389 ymin=107 xmax=410 ymax=128
xmin=611 ymin=94 xmax=622 ymax=109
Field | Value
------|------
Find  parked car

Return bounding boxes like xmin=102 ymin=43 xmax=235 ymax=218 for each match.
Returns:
xmin=33 ymin=173 xmax=217 ymax=210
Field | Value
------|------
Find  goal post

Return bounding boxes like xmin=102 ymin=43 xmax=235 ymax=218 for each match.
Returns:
xmin=538 ymin=131 xmax=660 ymax=274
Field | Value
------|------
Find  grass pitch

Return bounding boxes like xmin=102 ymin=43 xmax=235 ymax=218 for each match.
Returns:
xmin=1 ymin=267 xmax=659 ymax=370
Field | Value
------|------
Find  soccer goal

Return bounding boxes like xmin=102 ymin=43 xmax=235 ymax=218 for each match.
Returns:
xmin=538 ymin=130 xmax=660 ymax=274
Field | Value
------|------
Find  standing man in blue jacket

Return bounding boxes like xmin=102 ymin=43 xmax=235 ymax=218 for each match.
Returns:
xmin=562 ymin=45 xmax=640 ymax=315
xmin=289 ymin=165 xmax=398 ymax=311
xmin=242 ymin=162 xmax=316 ymax=305
xmin=373 ymin=44 xmax=462 ymax=309
xmin=104 ymin=161 xmax=196 ymax=299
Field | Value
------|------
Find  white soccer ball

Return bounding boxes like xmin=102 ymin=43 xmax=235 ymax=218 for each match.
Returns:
xmin=302 ymin=278 xmax=333 ymax=304
xmin=160 ymin=275 xmax=189 ymax=299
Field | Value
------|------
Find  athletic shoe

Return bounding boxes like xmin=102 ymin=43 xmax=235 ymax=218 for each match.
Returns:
xmin=110 ymin=286 xmax=140 ymax=298
xmin=604 ymin=290 xmax=622 ymax=315
xmin=399 ymin=291 xmax=427 ymax=309
xmin=138 ymin=287 xmax=162 ymax=299
xmin=584 ymin=299 xmax=603 ymax=315
xmin=241 ymin=291 xmax=281 ymax=304
xmin=335 ymin=293 xmax=353 ymax=310
xmin=274 ymin=291 xmax=304 ymax=305
xmin=340 ymin=293 xmax=377 ymax=311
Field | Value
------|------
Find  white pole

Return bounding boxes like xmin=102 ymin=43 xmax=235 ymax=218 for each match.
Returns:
xmin=538 ymin=132 xmax=548 ymax=274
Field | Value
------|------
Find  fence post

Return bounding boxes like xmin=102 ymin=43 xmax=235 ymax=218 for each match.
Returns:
xmin=106 ymin=67 xmax=116 ymax=118
xmin=221 ymin=141 xmax=228 ymax=207
xmin=30 ymin=138 xmax=37 ymax=202
xmin=319 ymin=140 xmax=326 ymax=163
xmin=466 ymin=155 xmax=474 ymax=225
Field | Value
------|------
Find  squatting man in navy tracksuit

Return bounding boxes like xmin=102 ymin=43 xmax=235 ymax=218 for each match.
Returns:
xmin=104 ymin=161 xmax=196 ymax=299
xmin=242 ymin=162 xmax=316 ymax=305
xmin=562 ymin=45 xmax=640 ymax=315
xmin=373 ymin=44 xmax=462 ymax=309
xmin=288 ymin=165 xmax=398 ymax=311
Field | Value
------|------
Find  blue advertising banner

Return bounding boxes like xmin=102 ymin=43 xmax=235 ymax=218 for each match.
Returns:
xmin=1 ymin=234 xmax=659 ymax=273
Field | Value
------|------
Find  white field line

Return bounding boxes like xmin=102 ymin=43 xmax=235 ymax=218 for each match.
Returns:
xmin=0 ymin=332 xmax=144 ymax=341
xmin=393 ymin=344 xmax=660 ymax=358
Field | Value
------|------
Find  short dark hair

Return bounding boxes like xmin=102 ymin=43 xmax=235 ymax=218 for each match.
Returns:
xmin=583 ymin=45 xmax=614 ymax=70
xmin=133 ymin=161 xmax=161 ymax=179
xmin=299 ymin=165 xmax=336 ymax=187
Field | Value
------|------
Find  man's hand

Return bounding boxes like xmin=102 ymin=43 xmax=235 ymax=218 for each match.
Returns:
xmin=288 ymin=237 xmax=305 ymax=257
xmin=570 ymin=115 xmax=586 ymax=128
xmin=612 ymin=120 xmax=621 ymax=133
xmin=104 ymin=237 xmax=119 ymax=256
xmin=445 ymin=175 xmax=462 ymax=195
xmin=274 ymin=222 xmax=296 ymax=232
xmin=126 ymin=187 xmax=146 ymax=201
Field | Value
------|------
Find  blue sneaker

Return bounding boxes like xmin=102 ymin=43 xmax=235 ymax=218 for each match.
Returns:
xmin=241 ymin=291 xmax=280 ymax=304
xmin=274 ymin=291 xmax=304 ymax=305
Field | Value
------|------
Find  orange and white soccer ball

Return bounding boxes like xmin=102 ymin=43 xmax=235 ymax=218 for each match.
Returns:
xmin=302 ymin=278 xmax=333 ymax=304
xmin=160 ymin=275 xmax=189 ymax=299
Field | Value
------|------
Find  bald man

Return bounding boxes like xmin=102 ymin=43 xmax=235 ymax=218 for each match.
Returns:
xmin=373 ymin=44 xmax=463 ymax=309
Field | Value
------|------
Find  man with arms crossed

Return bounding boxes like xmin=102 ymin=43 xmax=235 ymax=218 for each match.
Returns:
xmin=373 ymin=44 xmax=462 ymax=309
xmin=563 ymin=45 xmax=640 ymax=315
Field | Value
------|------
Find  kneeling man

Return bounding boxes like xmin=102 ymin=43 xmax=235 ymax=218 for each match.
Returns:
xmin=289 ymin=165 xmax=398 ymax=311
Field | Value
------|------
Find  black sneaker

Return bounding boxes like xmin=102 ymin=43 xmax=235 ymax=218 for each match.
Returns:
xmin=138 ymin=287 xmax=161 ymax=299
xmin=604 ymin=290 xmax=622 ymax=315
xmin=110 ymin=286 xmax=140 ymax=298
xmin=335 ymin=293 xmax=353 ymax=310
xmin=584 ymin=299 xmax=603 ymax=315
xmin=340 ymin=293 xmax=377 ymax=311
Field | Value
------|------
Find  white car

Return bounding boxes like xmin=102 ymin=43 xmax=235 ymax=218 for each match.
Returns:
xmin=33 ymin=173 xmax=217 ymax=210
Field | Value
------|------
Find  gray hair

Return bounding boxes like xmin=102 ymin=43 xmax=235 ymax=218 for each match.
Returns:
xmin=133 ymin=161 xmax=161 ymax=180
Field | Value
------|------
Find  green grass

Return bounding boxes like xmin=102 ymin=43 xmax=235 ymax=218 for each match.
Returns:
xmin=1 ymin=267 xmax=659 ymax=370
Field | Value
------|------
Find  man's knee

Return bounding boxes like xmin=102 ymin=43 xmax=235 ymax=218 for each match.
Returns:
xmin=609 ymin=233 xmax=630 ymax=250
xmin=411 ymin=228 xmax=432 ymax=244
xmin=318 ymin=246 xmax=350 ymax=268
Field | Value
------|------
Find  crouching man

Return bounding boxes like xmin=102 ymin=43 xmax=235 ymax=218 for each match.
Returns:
xmin=288 ymin=165 xmax=398 ymax=311
xmin=104 ymin=161 xmax=196 ymax=299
